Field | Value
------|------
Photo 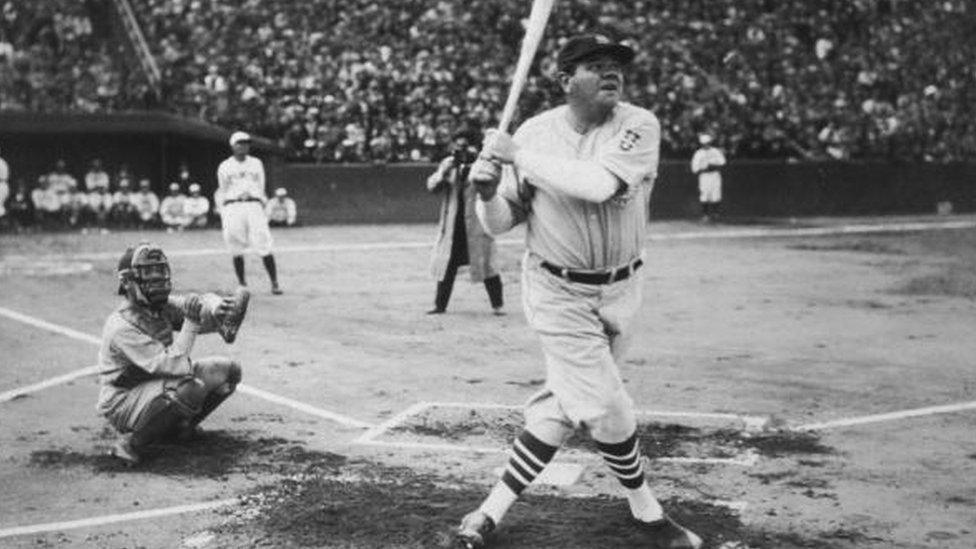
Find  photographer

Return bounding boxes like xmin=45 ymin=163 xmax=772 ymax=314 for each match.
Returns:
xmin=425 ymin=130 xmax=504 ymax=315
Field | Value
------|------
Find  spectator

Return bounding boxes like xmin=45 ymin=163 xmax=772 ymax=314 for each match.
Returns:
xmin=159 ymin=182 xmax=188 ymax=232
xmin=46 ymin=158 xmax=78 ymax=221
xmin=84 ymin=158 xmax=109 ymax=192
xmin=183 ymin=183 xmax=210 ymax=228
xmin=265 ymin=187 xmax=297 ymax=227
xmin=131 ymin=178 xmax=160 ymax=228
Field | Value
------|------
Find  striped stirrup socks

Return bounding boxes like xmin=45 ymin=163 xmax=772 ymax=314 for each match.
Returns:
xmin=596 ymin=433 xmax=646 ymax=489
xmin=500 ymin=430 xmax=558 ymax=495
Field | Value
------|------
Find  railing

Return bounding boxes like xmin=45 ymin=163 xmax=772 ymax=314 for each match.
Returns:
xmin=109 ymin=0 xmax=162 ymax=96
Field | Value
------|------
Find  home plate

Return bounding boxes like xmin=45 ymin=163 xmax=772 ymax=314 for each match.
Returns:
xmin=493 ymin=462 xmax=584 ymax=487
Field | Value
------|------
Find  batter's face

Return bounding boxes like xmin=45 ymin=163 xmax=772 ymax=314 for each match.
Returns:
xmin=562 ymin=54 xmax=625 ymax=110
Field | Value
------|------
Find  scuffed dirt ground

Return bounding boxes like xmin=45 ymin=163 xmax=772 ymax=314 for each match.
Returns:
xmin=2 ymin=216 xmax=976 ymax=548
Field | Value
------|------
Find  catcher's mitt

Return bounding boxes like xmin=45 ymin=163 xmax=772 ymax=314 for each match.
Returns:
xmin=214 ymin=287 xmax=250 ymax=344
xmin=169 ymin=287 xmax=250 ymax=343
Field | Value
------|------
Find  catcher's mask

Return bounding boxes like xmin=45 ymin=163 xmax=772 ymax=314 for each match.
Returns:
xmin=117 ymin=242 xmax=172 ymax=308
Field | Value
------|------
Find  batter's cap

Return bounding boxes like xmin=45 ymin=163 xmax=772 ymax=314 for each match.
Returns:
xmin=229 ymin=131 xmax=252 ymax=146
xmin=557 ymin=34 xmax=635 ymax=72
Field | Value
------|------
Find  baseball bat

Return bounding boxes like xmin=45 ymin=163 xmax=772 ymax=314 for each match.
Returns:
xmin=497 ymin=0 xmax=556 ymax=132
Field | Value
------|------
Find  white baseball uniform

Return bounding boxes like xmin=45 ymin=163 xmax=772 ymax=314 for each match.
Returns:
xmin=482 ymin=102 xmax=660 ymax=444
xmin=691 ymin=146 xmax=726 ymax=203
xmin=216 ymin=155 xmax=273 ymax=256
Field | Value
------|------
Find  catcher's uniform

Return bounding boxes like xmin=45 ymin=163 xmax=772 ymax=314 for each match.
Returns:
xmin=96 ymin=302 xmax=235 ymax=432
xmin=216 ymin=155 xmax=273 ymax=256
xmin=490 ymin=102 xmax=660 ymax=444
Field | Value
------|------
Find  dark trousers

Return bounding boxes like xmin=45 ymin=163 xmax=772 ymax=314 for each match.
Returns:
xmin=435 ymin=242 xmax=503 ymax=311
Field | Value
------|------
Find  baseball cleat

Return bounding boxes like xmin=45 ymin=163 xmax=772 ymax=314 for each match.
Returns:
xmin=110 ymin=435 xmax=140 ymax=465
xmin=217 ymin=287 xmax=250 ymax=343
xmin=636 ymin=514 xmax=702 ymax=549
xmin=271 ymin=283 xmax=283 ymax=295
xmin=491 ymin=306 xmax=506 ymax=316
xmin=426 ymin=307 xmax=446 ymax=315
xmin=455 ymin=510 xmax=495 ymax=548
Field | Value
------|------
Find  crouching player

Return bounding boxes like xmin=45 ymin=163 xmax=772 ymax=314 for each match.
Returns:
xmin=96 ymin=242 xmax=250 ymax=464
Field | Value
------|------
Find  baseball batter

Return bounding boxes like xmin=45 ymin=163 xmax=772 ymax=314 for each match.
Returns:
xmin=216 ymin=131 xmax=282 ymax=295
xmin=691 ymin=133 xmax=726 ymax=222
xmin=456 ymin=35 xmax=701 ymax=549
xmin=97 ymin=242 xmax=249 ymax=464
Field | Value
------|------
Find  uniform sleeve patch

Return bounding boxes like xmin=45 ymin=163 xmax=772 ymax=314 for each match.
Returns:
xmin=619 ymin=129 xmax=642 ymax=151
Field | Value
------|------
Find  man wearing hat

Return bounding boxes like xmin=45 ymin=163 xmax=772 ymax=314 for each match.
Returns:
xmin=425 ymin=130 xmax=504 ymax=315
xmin=691 ymin=133 xmax=727 ymax=222
xmin=456 ymin=35 xmax=702 ymax=548
xmin=216 ymin=131 xmax=282 ymax=294
xmin=265 ymin=187 xmax=297 ymax=227
xmin=160 ymin=182 xmax=189 ymax=233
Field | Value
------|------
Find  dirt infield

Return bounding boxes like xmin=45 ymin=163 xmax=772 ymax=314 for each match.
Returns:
xmin=1 ymin=216 xmax=975 ymax=548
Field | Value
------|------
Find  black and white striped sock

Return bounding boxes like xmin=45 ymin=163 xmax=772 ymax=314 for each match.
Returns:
xmin=596 ymin=433 xmax=645 ymax=489
xmin=500 ymin=430 xmax=558 ymax=495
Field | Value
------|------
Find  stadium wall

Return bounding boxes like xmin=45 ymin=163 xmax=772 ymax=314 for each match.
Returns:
xmin=278 ymin=161 xmax=976 ymax=225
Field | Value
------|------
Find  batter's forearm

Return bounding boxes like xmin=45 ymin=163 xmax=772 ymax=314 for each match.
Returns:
xmin=513 ymin=149 xmax=619 ymax=203
xmin=475 ymin=194 xmax=516 ymax=235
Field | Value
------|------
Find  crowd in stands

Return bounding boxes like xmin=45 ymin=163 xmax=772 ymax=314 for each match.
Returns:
xmin=0 ymin=153 xmax=300 ymax=234
xmin=1 ymin=0 xmax=975 ymax=163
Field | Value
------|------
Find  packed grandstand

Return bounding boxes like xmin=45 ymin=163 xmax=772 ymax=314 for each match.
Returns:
xmin=1 ymin=0 xmax=974 ymax=163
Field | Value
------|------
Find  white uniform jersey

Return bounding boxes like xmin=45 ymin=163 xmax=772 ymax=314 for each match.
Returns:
xmin=132 ymin=191 xmax=160 ymax=217
xmin=265 ymin=197 xmax=297 ymax=225
xmin=0 ymin=157 xmax=9 ymax=185
xmin=87 ymin=192 xmax=113 ymax=213
xmin=160 ymin=195 xmax=187 ymax=222
xmin=183 ymin=195 xmax=210 ymax=217
xmin=691 ymin=146 xmax=726 ymax=202
xmin=86 ymin=171 xmax=110 ymax=192
xmin=216 ymin=155 xmax=266 ymax=204
xmin=691 ymin=146 xmax=725 ymax=184
xmin=498 ymin=102 xmax=661 ymax=269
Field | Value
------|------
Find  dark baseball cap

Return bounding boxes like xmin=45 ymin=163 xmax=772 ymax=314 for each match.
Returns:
xmin=557 ymin=34 xmax=636 ymax=72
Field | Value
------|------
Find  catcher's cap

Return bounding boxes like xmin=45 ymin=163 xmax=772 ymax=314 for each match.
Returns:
xmin=229 ymin=131 xmax=252 ymax=146
xmin=189 ymin=183 xmax=201 ymax=193
xmin=275 ymin=187 xmax=287 ymax=197
xmin=557 ymin=34 xmax=635 ymax=72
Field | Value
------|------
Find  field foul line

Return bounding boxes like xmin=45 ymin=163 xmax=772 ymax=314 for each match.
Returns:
xmin=795 ymin=400 xmax=976 ymax=431
xmin=353 ymin=401 xmax=760 ymax=466
xmin=0 ymin=499 xmax=237 ymax=540
xmin=0 ymin=306 xmax=374 ymax=430
xmin=6 ymin=218 xmax=973 ymax=263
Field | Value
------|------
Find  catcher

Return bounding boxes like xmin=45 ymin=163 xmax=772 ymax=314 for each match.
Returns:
xmin=96 ymin=242 xmax=250 ymax=464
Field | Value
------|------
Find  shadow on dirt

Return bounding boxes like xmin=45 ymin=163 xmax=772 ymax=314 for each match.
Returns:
xmin=28 ymin=429 xmax=346 ymax=479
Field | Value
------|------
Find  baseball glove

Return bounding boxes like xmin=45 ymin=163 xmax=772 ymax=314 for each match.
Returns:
xmin=169 ymin=287 xmax=250 ymax=344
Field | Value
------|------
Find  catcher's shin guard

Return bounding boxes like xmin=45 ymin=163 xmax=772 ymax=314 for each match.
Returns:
xmin=128 ymin=380 xmax=204 ymax=452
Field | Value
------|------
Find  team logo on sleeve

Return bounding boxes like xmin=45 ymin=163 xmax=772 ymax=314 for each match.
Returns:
xmin=619 ymin=129 xmax=642 ymax=151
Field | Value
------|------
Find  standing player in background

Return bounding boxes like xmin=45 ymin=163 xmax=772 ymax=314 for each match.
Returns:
xmin=690 ymin=133 xmax=726 ymax=223
xmin=265 ymin=187 xmax=297 ymax=227
xmin=132 ymin=179 xmax=160 ymax=229
xmin=455 ymin=35 xmax=702 ymax=549
xmin=425 ymin=131 xmax=503 ymax=315
xmin=216 ymin=131 xmax=282 ymax=295
xmin=183 ymin=183 xmax=211 ymax=228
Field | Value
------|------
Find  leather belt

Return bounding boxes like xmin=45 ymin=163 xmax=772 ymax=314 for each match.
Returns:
xmin=541 ymin=258 xmax=643 ymax=285
xmin=223 ymin=197 xmax=262 ymax=206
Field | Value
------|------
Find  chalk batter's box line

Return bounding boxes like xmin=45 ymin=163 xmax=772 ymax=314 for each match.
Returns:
xmin=354 ymin=401 xmax=764 ymax=467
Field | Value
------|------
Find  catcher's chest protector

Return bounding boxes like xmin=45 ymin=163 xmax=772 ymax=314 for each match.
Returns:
xmin=119 ymin=304 xmax=175 ymax=347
